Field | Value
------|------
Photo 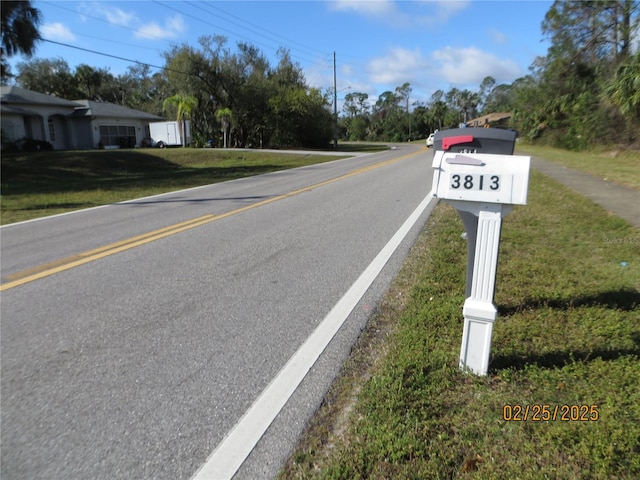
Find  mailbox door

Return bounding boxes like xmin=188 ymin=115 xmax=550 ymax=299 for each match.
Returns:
xmin=434 ymin=127 xmax=517 ymax=155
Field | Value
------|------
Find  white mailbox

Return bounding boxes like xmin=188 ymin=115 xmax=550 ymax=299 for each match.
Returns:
xmin=431 ymin=152 xmax=531 ymax=205
xmin=430 ymin=129 xmax=531 ymax=376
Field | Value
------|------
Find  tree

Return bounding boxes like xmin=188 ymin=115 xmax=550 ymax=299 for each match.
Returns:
xmin=478 ymin=76 xmax=496 ymax=113
xmin=163 ymin=38 xmax=227 ymax=147
xmin=542 ymin=0 xmax=639 ymax=64
xmin=429 ymin=90 xmax=448 ymax=130
xmin=342 ymin=92 xmax=370 ymax=141
xmin=605 ymin=52 xmax=640 ymax=117
xmin=118 ymin=64 xmax=168 ymax=114
xmin=16 ymin=57 xmax=79 ymax=98
xmin=483 ymin=83 xmax=514 ymax=114
xmin=447 ymin=88 xmax=479 ymax=125
xmin=215 ymin=107 xmax=233 ymax=148
xmin=342 ymin=92 xmax=369 ymax=118
xmin=1 ymin=1 xmax=42 ymax=81
xmin=512 ymin=1 xmax=640 ymax=148
xmin=395 ymin=82 xmax=412 ymax=138
xmin=75 ymin=63 xmax=111 ymax=100
xmin=224 ymin=41 xmax=271 ymax=147
xmin=162 ymin=94 xmax=198 ymax=147
xmin=267 ymin=49 xmax=333 ymax=147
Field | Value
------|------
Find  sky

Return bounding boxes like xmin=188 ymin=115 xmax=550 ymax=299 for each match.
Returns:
xmin=10 ymin=0 xmax=554 ymax=108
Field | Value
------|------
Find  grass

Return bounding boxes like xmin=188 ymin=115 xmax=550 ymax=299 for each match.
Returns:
xmin=280 ymin=168 xmax=640 ymax=479
xmin=0 ymin=147 xmax=359 ymax=225
xmin=515 ymin=143 xmax=640 ymax=190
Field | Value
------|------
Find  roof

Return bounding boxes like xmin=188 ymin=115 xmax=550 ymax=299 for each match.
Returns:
xmin=466 ymin=112 xmax=512 ymax=126
xmin=1 ymin=85 xmax=80 ymax=108
xmin=0 ymin=103 xmax=41 ymax=116
xmin=71 ymin=100 xmax=163 ymax=120
xmin=1 ymin=86 xmax=163 ymax=121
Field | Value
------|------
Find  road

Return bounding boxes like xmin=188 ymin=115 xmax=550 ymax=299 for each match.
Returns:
xmin=1 ymin=144 xmax=437 ymax=479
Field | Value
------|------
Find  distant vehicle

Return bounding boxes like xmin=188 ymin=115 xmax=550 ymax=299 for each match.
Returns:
xmin=426 ymin=133 xmax=435 ymax=147
xmin=149 ymin=121 xmax=191 ymax=148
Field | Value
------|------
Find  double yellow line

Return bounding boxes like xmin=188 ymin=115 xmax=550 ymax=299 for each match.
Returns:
xmin=1 ymin=149 xmax=424 ymax=291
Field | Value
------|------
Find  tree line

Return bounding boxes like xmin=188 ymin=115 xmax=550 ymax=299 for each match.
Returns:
xmin=6 ymin=36 xmax=334 ymax=149
xmin=341 ymin=1 xmax=639 ymax=149
xmin=2 ymin=1 xmax=639 ymax=150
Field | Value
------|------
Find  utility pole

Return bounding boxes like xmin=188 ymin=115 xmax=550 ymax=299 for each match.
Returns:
xmin=333 ymin=51 xmax=338 ymax=148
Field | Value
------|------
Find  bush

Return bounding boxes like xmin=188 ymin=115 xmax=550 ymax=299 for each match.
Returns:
xmin=16 ymin=137 xmax=53 ymax=152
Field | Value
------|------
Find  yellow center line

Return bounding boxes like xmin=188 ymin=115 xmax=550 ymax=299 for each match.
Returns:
xmin=0 ymin=215 xmax=217 ymax=291
xmin=1 ymin=149 xmax=425 ymax=291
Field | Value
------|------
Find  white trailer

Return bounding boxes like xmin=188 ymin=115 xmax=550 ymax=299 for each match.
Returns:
xmin=149 ymin=120 xmax=191 ymax=148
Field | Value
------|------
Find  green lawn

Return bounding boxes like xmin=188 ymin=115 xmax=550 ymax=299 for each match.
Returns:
xmin=0 ymin=148 xmax=353 ymax=225
xmin=280 ymin=169 xmax=640 ymax=479
xmin=515 ymin=143 xmax=640 ymax=190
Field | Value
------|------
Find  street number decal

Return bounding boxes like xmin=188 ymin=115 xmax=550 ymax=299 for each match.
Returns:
xmin=451 ymin=174 xmax=500 ymax=191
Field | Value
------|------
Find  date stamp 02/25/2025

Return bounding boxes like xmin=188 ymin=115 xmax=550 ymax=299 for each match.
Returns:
xmin=503 ymin=404 xmax=600 ymax=422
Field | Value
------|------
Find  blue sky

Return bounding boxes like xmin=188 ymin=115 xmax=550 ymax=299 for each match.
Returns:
xmin=12 ymin=1 xmax=554 ymax=106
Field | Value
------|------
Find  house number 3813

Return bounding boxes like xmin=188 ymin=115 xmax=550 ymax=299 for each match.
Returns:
xmin=451 ymin=174 xmax=501 ymax=191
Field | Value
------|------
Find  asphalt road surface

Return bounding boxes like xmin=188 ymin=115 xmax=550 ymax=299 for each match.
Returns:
xmin=1 ymin=144 xmax=437 ymax=479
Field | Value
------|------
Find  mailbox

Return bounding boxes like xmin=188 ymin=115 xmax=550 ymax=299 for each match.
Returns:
xmin=431 ymin=152 xmax=531 ymax=205
xmin=430 ymin=128 xmax=531 ymax=376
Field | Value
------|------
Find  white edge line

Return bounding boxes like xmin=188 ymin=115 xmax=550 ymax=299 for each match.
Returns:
xmin=191 ymin=190 xmax=437 ymax=480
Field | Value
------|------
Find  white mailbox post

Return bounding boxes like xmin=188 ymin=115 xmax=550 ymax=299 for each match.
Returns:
xmin=431 ymin=133 xmax=531 ymax=376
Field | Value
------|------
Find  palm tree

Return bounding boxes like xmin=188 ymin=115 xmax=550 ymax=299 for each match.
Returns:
xmin=605 ymin=52 xmax=640 ymax=118
xmin=216 ymin=108 xmax=233 ymax=148
xmin=1 ymin=1 xmax=42 ymax=81
xmin=162 ymin=94 xmax=198 ymax=147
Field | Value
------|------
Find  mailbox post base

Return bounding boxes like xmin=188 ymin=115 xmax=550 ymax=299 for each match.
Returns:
xmin=460 ymin=300 xmax=497 ymax=375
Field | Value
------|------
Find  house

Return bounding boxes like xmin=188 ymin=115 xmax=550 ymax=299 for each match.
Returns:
xmin=466 ymin=112 xmax=512 ymax=128
xmin=1 ymin=86 xmax=163 ymax=150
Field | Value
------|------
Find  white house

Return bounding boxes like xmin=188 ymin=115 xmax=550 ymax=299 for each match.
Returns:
xmin=1 ymin=86 xmax=164 ymax=150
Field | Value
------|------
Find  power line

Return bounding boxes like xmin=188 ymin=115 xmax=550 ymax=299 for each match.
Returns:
xmin=153 ymin=0 xmax=331 ymax=67
xmin=41 ymin=38 xmax=183 ymax=75
xmin=188 ymin=1 xmax=328 ymax=58
xmin=153 ymin=1 xmax=280 ymax=51
xmin=64 ymin=31 xmax=166 ymax=56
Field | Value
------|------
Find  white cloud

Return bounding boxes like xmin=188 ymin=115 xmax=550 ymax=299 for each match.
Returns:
xmin=432 ymin=46 xmax=522 ymax=86
xmin=105 ymin=8 xmax=137 ymax=27
xmin=78 ymin=3 xmax=138 ymax=27
xmin=135 ymin=16 xmax=186 ymax=40
xmin=329 ymin=0 xmax=471 ymax=28
xmin=355 ymin=45 xmax=524 ymax=104
xmin=367 ymin=47 xmax=431 ymax=85
xmin=166 ymin=16 xmax=186 ymax=33
xmin=41 ymin=23 xmax=76 ymax=42
xmin=135 ymin=23 xmax=167 ymax=40
xmin=427 ymin=0 xmax=471 ymax=23
xmin=488 ymin=28 xmax=508 ymax=45
xmin=77 ymin=2 xmax=184 ymax=41
xmin=329 ymin=0 xmax=395 ymax=17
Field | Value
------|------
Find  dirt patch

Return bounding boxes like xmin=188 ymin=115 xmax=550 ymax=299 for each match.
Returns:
xmin=600 ymin=150 xmax=621 ymax=158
